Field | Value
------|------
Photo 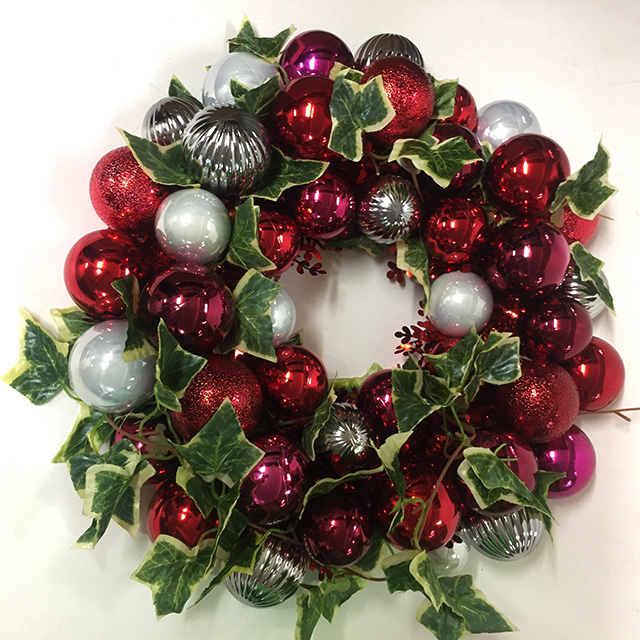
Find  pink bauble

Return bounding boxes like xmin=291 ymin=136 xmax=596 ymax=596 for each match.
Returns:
xmin=280 ymin=30 xmax=354 ymax=80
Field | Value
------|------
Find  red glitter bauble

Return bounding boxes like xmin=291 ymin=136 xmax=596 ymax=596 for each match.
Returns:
xmin=300 ymin=489 xmax=373 ymax=567
xmin=355 ymin=369 xmax=397 ymax=446
xmin=63 ymin=229 xmax=150 ymax=319
xmin=169 ymin=354 xmax=263 ymax=441
xmin=257 ymin=208 xmax=302 ymax=277
xmin=422 ymin=196 xmax=489 ymax=264
xmin=523 ymin=296 xmax=593 ymax=362
xmin=140 ymin=264 xmax=234 ymax=355
xmin=272 ymin=76 xmax=337 ymax=160
xmin=553 ymin=205 xmax=600 ymax=245
xmin=362 ymin=58 xmax=434 ymax=147
xmin=238 ymin=434 xmax=309 ymax=527
xmin=251 ymin=345 xmax=328 ymax=420
xmin=147 ymin=483 xmax=217 ymax=547
xmin=563 ymin=337 xmax=625 ymax=410
xmin=441 ymin=84 xmax=478 ymax=131
xmin=89 ymin=146 xmax=171 ymax=233
xmin=496 ymin=360 xmax=579 ymax=443
xmin=485 ymin=134 xmax=570 ymax=218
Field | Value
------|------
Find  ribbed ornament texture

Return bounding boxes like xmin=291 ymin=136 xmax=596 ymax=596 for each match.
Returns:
xmin=355 ymin=33 xmax=424 ymax=70
xmin=142 ymin=97 xmax=199 ymax=146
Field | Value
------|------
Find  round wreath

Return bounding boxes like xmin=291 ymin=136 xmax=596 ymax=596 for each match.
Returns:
xmin=2 ymin=16 xmax=630 ymax=640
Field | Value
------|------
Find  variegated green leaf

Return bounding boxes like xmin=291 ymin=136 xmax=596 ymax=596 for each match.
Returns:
xmin=230 ymin=75 xmax=281 ymax=118
xmin=50 ymin=306 xmax=95 ymax=343
xmin=429 ymin=76 xmax=459 ymax=120
xmin=570 ymin=242 xmax=615 ymax=313
xmin=168 ymin=75 xmax=203 ymax=108
xmin=301 ymin=387 xmax=336 ymax=460
xmin=228 ymin=17 xmax=294 ymax=63
xmin=226 ymin=198 xmax=276 ymax=271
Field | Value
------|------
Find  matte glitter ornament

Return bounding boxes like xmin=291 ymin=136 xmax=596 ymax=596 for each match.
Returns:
xmin=441 ymin=84 xmax=478 ymax=131
xmin=477 ymin=100 xmax=541 ymax=150
xmin=142 ymin=96 xmax=199 ymax=146
xmin=280 ymin=30 xmax=354 ymax=80
xmin=68 ymin=320 xmax=156 ymax=413
xmin=89 ymin=146 xmax=171 ymax=233
xmin=561 ymin=263 xmax=608 ymax=320
xmin=257 ymin=208 xmax=302 ymax=276
xmin=169 ymin=354 xmax=263 ymax=441
xmin=269 ymin=287 xmax=296 ymax=347
xmin=354 ymin=33 xmax=424 ymax=70
xmin=553 ymin=205 xmax=600 ymax=245
xmin=355 ymin=369 xmax=397 ymax=446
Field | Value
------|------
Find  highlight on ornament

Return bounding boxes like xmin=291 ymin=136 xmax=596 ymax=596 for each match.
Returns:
xmin=2 ymin=17 xmax=628 ymax=640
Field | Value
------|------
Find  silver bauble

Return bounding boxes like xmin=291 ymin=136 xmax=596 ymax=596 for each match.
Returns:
xmin=182 ymin=105 xmax=271 ymax=196
xmin=357 ymin=175 xmax=422 ymax=244
xmin=154 ymin=188 xmax=231 ymax=263
xmin=477 ymin=100 xmax=541 ymax=150
xmin=203 ymin=51 xmax=280 ymax=107
xmin=561 ymin=263 xmax=608 ymax=320
xmin=427 ymin=536 xmax=470 ymax=576
xmin=355 ymin=33 xmax=424 ymax=70
xmin=68 ymin=320 xmax=156 ymax=413
xmin=461 ymin=507 xmax=544 ymax=561
xmin=224 ymin=537 xmax=308 ymax=607
xmin=317 ymin=403 xmax=372 ymax=464
xmin=269 ymin=288 xmax=296 ymax=347
xmin=142 ymin=96 xmax=199 ymax=146
xmin=427 ymin=271 xmax=494 ymax=337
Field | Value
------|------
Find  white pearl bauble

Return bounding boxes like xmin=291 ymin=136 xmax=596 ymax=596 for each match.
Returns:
xmin=477 ymin=100 xmax=541 ymax=150
xmin=154 ymin=188 xmax=231 ymax=264
xmin=427 ymin=272 xmax=494 ymax=337
xmin=269 ymin=288 xmax=297 ymax=347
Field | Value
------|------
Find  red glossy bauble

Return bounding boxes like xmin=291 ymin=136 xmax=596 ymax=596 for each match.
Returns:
xmin=293 ymin=172 xmax=356 ymax=239
xmin=398 ymin=418 xmax=447 ymax=470
xmin=238 ymin=434 xmax=310 ymax=527
xmin=374 ymin=466 xmax=461 ymax=551
xmin=272 ymin=76 xmax=337 ymax=160
xmin=440 ymin=84 xmax=478 ymax=131
xmin=63 ymin=229 xmax=150 ymax=319
xmin=485 ymin=217 xmax=570 ymax=297
xmin=480 ymin=298 xmax=525 ymax=337
xmin=140 ymin=264 xmax=234 ymax=355
xmin=251 ymin=345 xmax=329 ymax=420
xmin=89 ymin=146 xmax=171 ymax=233
xmin=553 ymin=205 xmax=600 ymax=245
xmin=147 ymin=483 xmax=217 ymax=547
xmin=257 ymin=208 xmax=302 ymax=277
xmin=280 ymin=30 xmax=354 ymax=80
xmin=355 ymin=369 xmax=397 ymax=446
xmin=300 ymin=489 xmax=372 ymax=567
xmin=484 ymin=134 xmax=570 ymax=218
xmin=169 ymin=354 xmax=263 ymax=441
xmin=362 ymin=58 xmax=434 ymax=147
xmin=422 ymin=196 xmax=489 ymax=264
xmin=562 ymin=337 xmax=625 ymax=410
xmin=523 ymin=296 xmax=593 ymax=361
xmin=496 ymin=360 xmax=579 ymax=443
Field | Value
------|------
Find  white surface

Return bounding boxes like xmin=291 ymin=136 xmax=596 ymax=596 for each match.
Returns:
xmin=1 ymin=1 xmax=639 ymax=639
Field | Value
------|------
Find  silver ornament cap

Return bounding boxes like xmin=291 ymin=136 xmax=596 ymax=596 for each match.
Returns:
xmin=355 ymin=33 xmax=424 ymax=70
xmin=142 ymin=97 xmax=199 ymax=146
xmin=477 ymin=100 xmax=541 ymax=150
xmin=317 ymin=403 xmax=372 ymax=464
xmin=561 ymin=263 xmax=608 ymax=320
xmin=427 ymin=535 xmax=470 ymax=576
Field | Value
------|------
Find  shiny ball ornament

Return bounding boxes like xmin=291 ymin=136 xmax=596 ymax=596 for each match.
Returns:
xmin=64 ymin=229 xmax=149 ymax=319
xmin=182 ymin=105 xmax=271 ymax=196
xmin=238 ymin=435 xmax=310 ymax=527
xmin=354 ymin=33 xmax=424 ymax=70
xmin=563 ymin=337 xmax=625 ymax=410
xmin=477 ymin=100 xmax=541 ymax=150
xmin=554 ymin=205 xmax=600 ymax=245
xmin=561 ymin=263 xmax=608 ymax=320
xmin=280 ymin=30 xmax=354 ymax=80
xmin=358 ymin=175 xmax=422 ymax=244
xmin=427 ymin=537 xmax=470 ymax=576
xmin=485 ymin=218 xmax=570 ymax=297
xmin=427 ymin=271 xmax=494 ymax=337
xmin=485 ymin=134 xmax=570 ymax=218
xmin=532 ymin=425 xmax=596 ymax=498
xmin=142 ymin=96 xmax=199 ymax=146
xmin=269 ymin=287 xmax=297 ymax=347
xmin=300 ymin=489 xmax=373 ymax=567
xmin=203 ymin=51 xmax=280 ymax=107
xmin=89 ymin=146 xmax=171 ymax=233
xmin=154 ymin=188 xmax=231 ymax=263
xmin=224 ymin=537 xmax=308 ymax=607
xmin=441 ymin=84 xmax=478 ymax=131
xmin=169 ymin=354 xmax=263 ymax=441
xmin=496 ymin=359 xmax=579 ymax=443
xmin=68 ymin=320 xmax=156 ymax=413
xmin=293 ymin=172 xmax=356 ymax=239
xmin=140 ymin=264 xmax=234 ymax=355
xmin=356 ymin=369 xmax=397 ymax=446
xmin=362 ymin=58 xmax=434 ymax=146
xmin=252 ymin=345 xmax=329 ymax=420
xmin=257 ymin=208 xmax=302 ymax=276
xmin=147 ymin=483 xmax=217 ymax=547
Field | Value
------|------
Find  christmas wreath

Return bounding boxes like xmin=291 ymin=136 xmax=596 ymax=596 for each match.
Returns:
xmin=2 ymin=18 xmax=626 ymax=640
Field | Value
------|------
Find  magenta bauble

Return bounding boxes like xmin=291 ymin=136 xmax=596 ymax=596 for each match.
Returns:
xmin=280 ymin=30 xmax=354 ymax=80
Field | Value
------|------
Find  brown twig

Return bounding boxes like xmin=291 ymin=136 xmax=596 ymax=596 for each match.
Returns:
xmin=579 ymin=406 xmax=640 ymax=423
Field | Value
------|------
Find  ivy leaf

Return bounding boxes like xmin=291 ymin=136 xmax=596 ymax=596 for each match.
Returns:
xmin=550 ymin=141 xmax=618 ymax=219
xmin=232 ymin=269 xmax=281 ymax=361
xmin=410 ymin=551 xmax=446 ymax=610
xmin=330 ymin=362 xmax=383 ymax=397
xmin=532 ymin=470 xmax=566 ymax=535
xmin=425 ymin=329 xmax=482 ymax=392
xmin=301 ymin=386 xmax=336 ymax=460
xmin=249 ymin=147 xmax=328 ymax=201
xmin=396 ymin=236 xmax=430 ymax=296
xmin=416 ymin=601 xmax=467 ymax=640
xmin=3 ymin=308 xmax=69 ymax=405
xmin=381 ymin=551 xmax=422 ymax=593
xmin=429 ymin=76 xmax=459 ymax=120
xmin=119 ymin=129 xmax=197 ymax=186
xmin=230 ymin=76 xmax=282 ymax=118
xmin=329 ymin=63 xmax=364 ymax=83
xmin=328 ymin=69 xmax=395 ymax=162
xmin=52 ymin=404 xmax=106 ymax=463
xmin=351 ymin=529 xmax=388 ymax=576
xmin=373 ymin=431 xmax=412 ymax=503
xmin=323 ymin=232 xmax=389 ymax=256
xmin=228 ymin=17 xmax=295 ymax=63
xmin=176 ymin=463 xmax=217 ymax=518
xmin=50 ymin=306 xmax=95 ymax=343
xmin=388 ymin=136 xmax=481 ymax=188
xmin=168 ymin=75 xmax=203 ymax=108
xmin=226 ymin=198 xmax=276 ymax=271
xmin=570 ymin=242 xmax=615 ymax=313
xmin=481 ymin=141 xmax=493 ymax=162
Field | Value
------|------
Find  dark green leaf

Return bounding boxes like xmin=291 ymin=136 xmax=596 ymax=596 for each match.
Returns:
xmin=176 ymin=463 xmax=217 ymax=518
xmin=50 ymin=306 xmax=95 ymax=343
xmin=416 ymin=601 xmax=467 ymax=640
xmin=429 ymin=76 xmax=459 ymax=120
xmin=227 ymin=198 xmax=276 ymax=271
xmin=168 ymin=75 xmax=203 ymax=108
xmin=52 ymin=404 xmax=106 ymax=463
xmin=481 ymin=141 xmax=493 ymax=162
xmin=330 ymin=362 xmax=383 ymax=397
xmin=425 ymin=330 xmax=482 ymax=392
xmin=373 ymin=431 xmax=412 ymax=503
xmin=570 ymin=242 xmax=615 ymax=313
xmin=112 ymin=276 xmax=156 ymax=361
xmin=228 ymin=17 xmax=295 ymax=63
xmin=351 ymin=529 xmax=388 ymax=575
xmin=230 ymin=75 xmax=281 ymax=118
xmin=410 ymin=551 xmax=446 ymax=610
xmin=301 ymin=387 xmax=336 ymax=460
xmin=323 ymin=232 xmax=389 ymax=256
xmin=381 ymin=551 xmax=422 ymax=593
xmin=532 ymin=470 xmax=566 ymax=535
xmin=396 ymin=236 xmax=430 ymax=295
xmin=329 ymin=63 xmax=364 ymax=83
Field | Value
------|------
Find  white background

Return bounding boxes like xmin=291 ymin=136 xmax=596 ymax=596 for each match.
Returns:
xmin=1 ymin=1 xmax=639 ymax=639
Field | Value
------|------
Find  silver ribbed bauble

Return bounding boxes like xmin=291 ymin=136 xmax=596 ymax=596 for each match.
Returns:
xmin=355 ymin=33 xmax=424 ymax=70
xmin=477 ymin=100 xmax=541 ymax=150
xmin=224 ymin=537 xmax=308 ymax=607
xmin=461 ymin=507 xmax=544 ymax=561
xmin=561 ymin=263 xmax=608 ymax=320
xmin=270 ymin=287 xmax=297 ymax=347
xmin=427 ymin=536 xmax=470 ymax=576
xmin=316 ymin=403 xmax=372 ymax=465
xmin=182 ymin=106 xmax=271 ymax=196
xmin=357 ymin=175 xmax=422 ymax=244
xmin=142 ymin=97 xmax=199 ymax=146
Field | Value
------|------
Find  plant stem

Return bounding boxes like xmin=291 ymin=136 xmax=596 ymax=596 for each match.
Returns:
xmin=580 ymin=407 xmax=640 ymax=423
